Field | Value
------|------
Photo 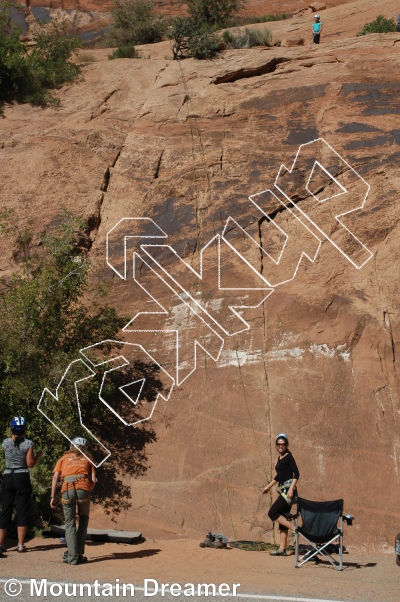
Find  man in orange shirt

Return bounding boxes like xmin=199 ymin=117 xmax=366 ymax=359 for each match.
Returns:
xmin=50 ymin=437 xmax=97 ymax=565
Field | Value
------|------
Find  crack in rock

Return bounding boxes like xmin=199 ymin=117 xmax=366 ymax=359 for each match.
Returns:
xmin=212 ymin=58 xmax=290 ymax=85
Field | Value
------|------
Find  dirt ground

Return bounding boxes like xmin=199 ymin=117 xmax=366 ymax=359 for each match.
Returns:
xmin=0 ymin=536 xmax=398 ymax=601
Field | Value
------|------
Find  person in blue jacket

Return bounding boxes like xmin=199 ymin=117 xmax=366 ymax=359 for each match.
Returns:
xmin=312 ymin=14 xmax=323 ymax=44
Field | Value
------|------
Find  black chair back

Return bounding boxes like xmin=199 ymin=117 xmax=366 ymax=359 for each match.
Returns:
xmin=298 ymin=498 xmax=343 ymax=544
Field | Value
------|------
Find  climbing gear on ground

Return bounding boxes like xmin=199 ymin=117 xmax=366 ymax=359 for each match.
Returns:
xmin=270 ymin=548 xmax=287 ymax=556
xmin=11 ymin=417 xmax=27 ymax=432
xmin=199 ymin=532 xmax=228 ymax=548
xmin=231 ymin=541 xmax=273 ymax=551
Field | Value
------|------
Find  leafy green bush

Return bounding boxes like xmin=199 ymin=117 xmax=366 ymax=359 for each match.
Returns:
xmin=184 ymin=0 xmax=246 ymax=27
xmin=78 ymin=52 xmax=97 ymax=63
xmin=29 ymin=20 xmax=81 ymax=88
xmin=0 ymin=3 xmax=81 ymax=108
xmin=357 ymin=15 xmax=397 ymax=36
xmin=108 ymin=0 xmax=167 ymax=46
xmin=168 ymin=17 xmax=221 ymax=60
xmin=222 ymin=30 xmax=234 ymax=46
xmin=0 ymin=4 xmax=31 ymax=104
xmin=223 ymin=27 xmax=272 ymax=48
xmin=108 ymin=43 xmax=138 ymax=59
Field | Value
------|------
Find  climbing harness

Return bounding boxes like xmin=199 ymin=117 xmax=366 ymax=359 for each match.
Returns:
xmin=279 ymin=478 xmax=294 ymax=505
xmin=63 ymin=474 xmax=89 ymax=504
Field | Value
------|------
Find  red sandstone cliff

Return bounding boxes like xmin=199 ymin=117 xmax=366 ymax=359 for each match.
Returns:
xmin=1 ymin=0 xmax=400 ymax=551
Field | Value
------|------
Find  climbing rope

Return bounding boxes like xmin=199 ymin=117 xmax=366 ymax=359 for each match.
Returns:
xmin=178 ymin=60 xmax=273 ymax=547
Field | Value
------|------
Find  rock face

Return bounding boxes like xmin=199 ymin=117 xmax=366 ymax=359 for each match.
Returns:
xmin=21 ymin=0 xmax=354 ymax=14
xmin=282 ymin=36 xmax=304 ymax=45
xmin=13 ymin=0 xmax=358 ymax=47
xmin=309 ymin=2 xmax=327 ymax=12
xmin=1 ymin=0 xmax=400 ymax=550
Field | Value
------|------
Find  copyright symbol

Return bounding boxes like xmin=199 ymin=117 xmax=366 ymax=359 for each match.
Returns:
xmin=4 ymin=579 xmax=22 ymax=597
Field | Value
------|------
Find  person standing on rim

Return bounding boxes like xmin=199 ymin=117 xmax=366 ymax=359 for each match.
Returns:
xmin=50 ymin=437 xmax=97 ymax=565
xmin=262 ymin=433 xmax=299 ymax=556
xmin=312 ymin=14 xmax=323 ymax=44
xmin=0 ymin=416 xmax=43 ymax=555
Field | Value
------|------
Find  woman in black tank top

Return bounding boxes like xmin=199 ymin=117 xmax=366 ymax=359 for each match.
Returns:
xmin=262 ymin=433 xmax=299 ymax=556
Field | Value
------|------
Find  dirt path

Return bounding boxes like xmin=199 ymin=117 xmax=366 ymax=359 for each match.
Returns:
xmin=0 ymin=537 xmax=397 ymax=601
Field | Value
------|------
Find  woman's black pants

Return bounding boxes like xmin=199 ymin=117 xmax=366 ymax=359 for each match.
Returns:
xmin=0 ymin=472 xmax=32 ymax=529
xmin=268 ymin=494 xmax=291 ymax=532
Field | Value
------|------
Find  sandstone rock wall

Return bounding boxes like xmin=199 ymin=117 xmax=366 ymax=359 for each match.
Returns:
xmin=16 ymin=0 xmax=358 ymax=19
xmin=1 ymin=0 xmax=400 ymax=551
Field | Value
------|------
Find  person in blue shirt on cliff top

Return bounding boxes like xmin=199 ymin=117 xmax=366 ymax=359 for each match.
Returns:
xmin=312 ymin=14 xmax=323 ymax=44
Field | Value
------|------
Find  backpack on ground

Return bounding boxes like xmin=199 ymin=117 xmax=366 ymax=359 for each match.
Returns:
xmin=199 ymin=531 xmax=228 ymax=548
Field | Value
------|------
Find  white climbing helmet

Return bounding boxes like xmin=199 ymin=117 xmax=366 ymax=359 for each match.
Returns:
xmin=71 ymin=436 xmax=87 ymax=447
xmin=314 ymin=14 xmax=320 ymax=19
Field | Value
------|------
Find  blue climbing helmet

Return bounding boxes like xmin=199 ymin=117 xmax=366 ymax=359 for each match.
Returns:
xmin=11 ymin=416 xmax=27 ymax=433
xmin=276 ymin=433 xmax=289 ymax=445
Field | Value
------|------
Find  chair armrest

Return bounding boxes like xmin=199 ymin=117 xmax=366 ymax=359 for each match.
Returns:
xmin=343 ymin=514 xmax=354 ymax=526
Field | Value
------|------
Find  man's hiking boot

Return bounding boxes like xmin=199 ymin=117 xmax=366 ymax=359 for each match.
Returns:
xmin=78 ymin=555 xmax=88 ymax=564
xmin=63 ymin=552 xmax=88 ymax=564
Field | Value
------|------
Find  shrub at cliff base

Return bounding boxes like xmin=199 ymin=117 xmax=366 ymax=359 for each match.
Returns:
xmin=0 ymin=210 xmax=127 ymax=526
xmin=108 ymin=0 xmax=167 ymax=46
xmin=168 ymin=17 xmax=220 ymax=60
xmin=0 ymin=3 xmax=81 ymax=107
xmin=357 ymin=14 xmax=397 ymax=36
xmin=108 ymin=43 xmax=138 ymax=59
xmin=184 ymin=0 xmax=246 ymax=27
xmin=222 ymin=27 xmax=272 ymax=48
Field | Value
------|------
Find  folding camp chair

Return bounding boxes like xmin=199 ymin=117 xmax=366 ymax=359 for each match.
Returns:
xmin=295 ymin=497 xmax=353 ymax=571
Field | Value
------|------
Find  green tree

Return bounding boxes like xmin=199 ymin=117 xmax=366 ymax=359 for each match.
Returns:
xmin=0 ymin=2 xmax=81 ymax=108
xmin=108 ymin=0 xmax=167 ymax=46
xmin=29 ymin=19 xmax=81 ymax=89
xmin=184 ymin=0 xmax=246 ymax=26
xmin=0 ymin=2 xmax=33 ymax=104
xmin=168 ymin=17 xmax=220 ymax=60
xmin=0 ymin=210 xmax=133 ymax=524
